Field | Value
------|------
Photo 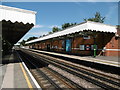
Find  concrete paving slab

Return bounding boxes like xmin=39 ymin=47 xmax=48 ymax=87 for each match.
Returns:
xmin=1 ymin=51 xmax=38 ymax=89
xmin=0 ymin=65 xmax=7 ymax=88
xmin=14 ymin=51 xmax=37 ymax=88
xmin=1 ymin=64 xmax=14 ymax=88
xmin=1 ymin=52 xmax=13 ymax=89
xmin=14 ymin=63 xmax=29 ymax=88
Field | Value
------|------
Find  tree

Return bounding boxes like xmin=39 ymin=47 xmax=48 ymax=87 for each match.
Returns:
xmin=62 ymin=23 xmax=71 ymax=29
xmin=84 ymin=12 xmax=105 ymax=23
xmin=39 ymin=36 xmax=42 ymax=38
xmin=48 ymin=32 xmax=53 ymax=34
xmin=42 ymin=34 xmax=46 ymax=37
xmin=62 ymin=23 xmax=77 ymax=29
xmin=47 ymin=23 xmax=77 ymax=35
xmin=19 ymin=40 xmax=26 ymax=46
xmin=52 ymin=27 xmax=61 ymax=33
xmin=26 ymin=36 xmax=38 ymax=42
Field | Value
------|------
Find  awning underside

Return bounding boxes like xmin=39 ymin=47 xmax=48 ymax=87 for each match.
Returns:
xmin=2 ymin=20 xmax=34 ymax=45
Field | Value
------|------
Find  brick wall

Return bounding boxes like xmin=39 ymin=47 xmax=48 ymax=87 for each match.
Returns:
xmin=30 ymin=32 xmax=119 ymax=56
xmin=105 ymin=51 xmax=120 ymax=56
xmin=105 ymin=27 xmax=120 ymax=56
xmin=71 ymin=36 xmax=94 ymax=55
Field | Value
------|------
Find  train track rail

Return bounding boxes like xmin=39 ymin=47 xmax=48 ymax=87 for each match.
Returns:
xmin=18 ymin=51 xmax=60 ymax=89
xmin=29 ymin=49 xmax=120 ymax=82
xmin=18 ymin=50 xmax=86 ymax=89
xmin=21 ymin=49 xmax=120 ymax=89
xmin=35 ymin=52 xmax=120 ymax=86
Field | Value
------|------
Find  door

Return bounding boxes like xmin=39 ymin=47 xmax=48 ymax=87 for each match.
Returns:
xmin=66 ymin=39 xmax=71 ymax=52
xmin=47 ymin=44 xmax=50 ymax=51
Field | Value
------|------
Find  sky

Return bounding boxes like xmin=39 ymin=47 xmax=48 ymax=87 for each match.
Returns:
xmin=2 ymin=0 xmax=120 ymax=2
xmin=2 ymin=2 xmax=118 ymax=44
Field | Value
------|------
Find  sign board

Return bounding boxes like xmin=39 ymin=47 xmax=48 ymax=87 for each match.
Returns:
xmin=83 ymin=36 xmax=90 ymax=39
xmin=80 ymin=45 xmax=85 ymax=50
xmin=85 ymin=45 xmax=91 ymax=50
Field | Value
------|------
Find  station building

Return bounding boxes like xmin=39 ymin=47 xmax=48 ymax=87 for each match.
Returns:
xmin=26 ymin=21 xmax=120 ymax=57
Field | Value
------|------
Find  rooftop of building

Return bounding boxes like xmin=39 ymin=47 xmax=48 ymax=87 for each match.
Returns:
xmin=26 ymin=21 xmax=117 ymax=44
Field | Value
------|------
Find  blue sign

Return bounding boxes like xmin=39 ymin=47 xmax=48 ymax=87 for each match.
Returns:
xmin=66 ymin=39 xmax=71 ymax=52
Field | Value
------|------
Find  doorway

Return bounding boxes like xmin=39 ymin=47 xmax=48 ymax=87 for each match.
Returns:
xmin=47 ymin=44 xmax=50 ymax=51
xmin=66 ymin=39 xmax=72 ymax=52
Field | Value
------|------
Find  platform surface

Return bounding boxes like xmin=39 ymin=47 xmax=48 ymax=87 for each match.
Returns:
xmin=1 ymin=51 xmax=37 ymax=89
xmin=29 ymin=49 xmax=120 ymax=67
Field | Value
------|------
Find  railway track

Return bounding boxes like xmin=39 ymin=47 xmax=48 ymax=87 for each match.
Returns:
xmin=35 ymin=51 xmax=120 ymax=86
xmin=21 ymin=49 xmax=120 ymax=89
xmin=18 ymin=50 xmax=86 ymax=89
xmin=29 ymin=49 xmax=120 ymax=82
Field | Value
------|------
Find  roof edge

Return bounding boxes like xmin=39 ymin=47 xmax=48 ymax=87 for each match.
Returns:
xmin=86 ymin=21 xmax=116 ymax=27
xmin=26 ymin=21 xmax=117 ymax=44
xmin=0 ymin=5 xmax=37 ymax=14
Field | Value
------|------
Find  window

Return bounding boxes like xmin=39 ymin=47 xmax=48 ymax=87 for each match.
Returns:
xmin=80 ymin=45 xmax=85 ymax=50
xmin=83 ymin=36 xmax=90 ymax=39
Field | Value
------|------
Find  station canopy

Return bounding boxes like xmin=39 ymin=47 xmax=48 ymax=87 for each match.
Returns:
xmin=0 ymin=5 xmax=36 ymax=45
xmin=26 ymin=21 xmax=117 ymax=44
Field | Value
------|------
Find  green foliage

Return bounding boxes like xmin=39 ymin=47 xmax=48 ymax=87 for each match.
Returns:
xmin=52 ymin=27 xmax=61 ymax=33
xmin=19 ymin=40 xmax=26 ymax=46
xmin=47 ymin=23 xmax=77 ymax=35
xmin=84 ymin=12 xmax=105 ymax=23
xmin=117 ymin=25 xmax=120 ymax=29
xmin=42 ymin=34 xmax=46 ymax=36
xmin=48 ymin=32 xmax=53 ymax=34
xmin=26 ymin=36 xmax=37 ymax=42
xmin=62 ymin=23 xmax=77 ymax=29
xmin=19 ymin=36 xmax=37 ymax=46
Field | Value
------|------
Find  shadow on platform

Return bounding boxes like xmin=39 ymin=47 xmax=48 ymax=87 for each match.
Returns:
xmin=2 ymin=50 xmax=22 ymax=65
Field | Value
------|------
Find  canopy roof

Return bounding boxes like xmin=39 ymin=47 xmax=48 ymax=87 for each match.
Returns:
xmin=1 ymin=5 xmax=36 ymax=45
xmin=0 ymin=5 xmax=36 ymax=25
xmin=26 ymin=21 xmax=117 ymax=44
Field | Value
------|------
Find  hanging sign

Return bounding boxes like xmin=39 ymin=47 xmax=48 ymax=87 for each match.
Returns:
xmin=85 ymin=45 xmax=91 ymax=50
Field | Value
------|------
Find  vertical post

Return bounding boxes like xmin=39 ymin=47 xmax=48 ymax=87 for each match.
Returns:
xmin=93 ymin=44 xmax=96 ymax=57
xmin=58 ymin=38 xmax=59 ymax=52
xmin=0 ymin=20 xmax=2 ymax=64
xmin=93 ymin=34 xmax=97 ymax=58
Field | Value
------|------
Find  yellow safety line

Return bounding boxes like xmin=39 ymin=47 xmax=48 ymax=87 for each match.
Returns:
xmin=19 ymin=63 xmax=33 ymax=90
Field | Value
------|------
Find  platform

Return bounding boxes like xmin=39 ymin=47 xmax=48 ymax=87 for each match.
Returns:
xmin=1 ymin=50 xmax=40 ymax=89
xmin=28 ymin=49 xmax=120 ymax=68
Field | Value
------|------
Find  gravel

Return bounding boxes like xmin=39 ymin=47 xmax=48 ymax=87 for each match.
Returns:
xmin=42 ymin=53 xmax=119 ymax=79
xmin=48 ymin=64 xmax=101 ymax=89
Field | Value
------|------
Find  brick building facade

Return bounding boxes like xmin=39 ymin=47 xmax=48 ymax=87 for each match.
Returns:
xmin=26 ymin=21 xmax=119 ymax=56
